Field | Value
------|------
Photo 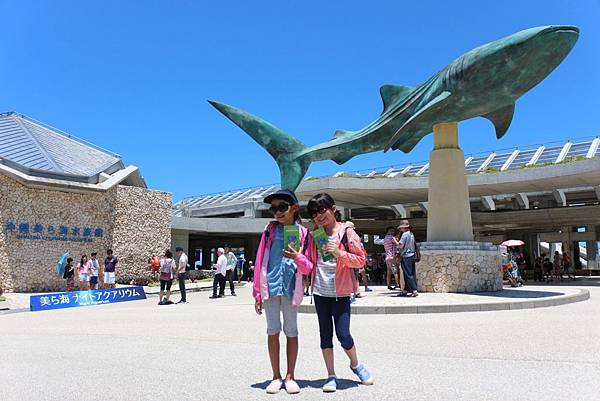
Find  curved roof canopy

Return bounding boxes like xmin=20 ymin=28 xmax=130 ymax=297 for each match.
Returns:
xmin=0 ymin=112 xmax=145 ymax=189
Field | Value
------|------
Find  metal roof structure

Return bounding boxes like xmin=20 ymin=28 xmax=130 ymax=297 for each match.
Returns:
xmin=0 ymin=112 xmax=125 ymax=184
xmin=173 ymin=136 xmax=600 ymax=217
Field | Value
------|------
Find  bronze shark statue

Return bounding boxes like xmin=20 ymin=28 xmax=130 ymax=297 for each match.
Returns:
xmin=209 ymin=25 xmax=579 ymax=191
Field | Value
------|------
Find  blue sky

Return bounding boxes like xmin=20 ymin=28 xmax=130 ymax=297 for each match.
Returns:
xmin=1 ymin=0 xmax=598 ymax=201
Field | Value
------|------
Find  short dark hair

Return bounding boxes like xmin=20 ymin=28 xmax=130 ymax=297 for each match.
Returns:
xmin=307 ymin=193 xmax=336 ymax=215
xmin=165 ymin=250 xmax=173 ymax=258
xmin=175 ymin=247 xmax=183 ymax=252
xmin=91 ymin=252 xmax=97 ymax=256
xmin=107 ymin=249 xmax=113 ymax=255
xmin=67 ymin=257 xmax=73 ymax=263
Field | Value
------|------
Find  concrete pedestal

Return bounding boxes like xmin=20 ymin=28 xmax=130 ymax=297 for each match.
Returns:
xmin=417 ymin=122 xmax=500 ymax=292
xmin=417 ymin=241 xmax=503 ymax=292
xmin=427 ymin=122 xmax=474 ymax=242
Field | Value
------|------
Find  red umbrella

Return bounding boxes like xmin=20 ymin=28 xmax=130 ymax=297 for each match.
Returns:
xmin=501 ymin=239 xmax=525 ymax=247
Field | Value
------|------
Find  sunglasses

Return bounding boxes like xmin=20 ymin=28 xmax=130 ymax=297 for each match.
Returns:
xmin=309 ymin=206 xmax=329 ymax=219
xmin=269 ymin=202 xmax=291 ymax=214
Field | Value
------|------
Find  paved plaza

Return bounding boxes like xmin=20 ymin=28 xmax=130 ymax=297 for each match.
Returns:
xmin=1 ymin=282 xmax=599 ymax=401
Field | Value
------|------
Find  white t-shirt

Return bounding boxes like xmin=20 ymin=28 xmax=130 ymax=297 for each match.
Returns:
xmin=178 ymin=253 xmax=188 ymax=274
xmin=313 ymin=235 xmax=339 ymax=298
xmin=216 ymin=254 xmax=228 ymax=275
xmin=90 ymin=259 xmax=100 ymax=277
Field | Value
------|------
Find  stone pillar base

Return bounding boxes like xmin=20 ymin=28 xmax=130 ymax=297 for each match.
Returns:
xmin=416 ymin=242 xmax=503 ymax=292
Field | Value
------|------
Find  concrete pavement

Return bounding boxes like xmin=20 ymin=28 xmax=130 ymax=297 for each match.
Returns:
xmin=1 ymin=283 xmax=599 ymax=401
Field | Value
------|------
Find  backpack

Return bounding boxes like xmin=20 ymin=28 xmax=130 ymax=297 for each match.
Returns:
xmin=159 ymin=258 xmax=173 ymax=280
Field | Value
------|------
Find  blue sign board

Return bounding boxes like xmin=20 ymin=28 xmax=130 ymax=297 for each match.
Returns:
xmin=30 ymin=286 xmax=146 ymax=312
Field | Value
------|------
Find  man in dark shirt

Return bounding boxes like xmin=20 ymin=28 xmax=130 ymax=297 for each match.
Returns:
xmin=103 ymin=249 xmax=118 ymax=289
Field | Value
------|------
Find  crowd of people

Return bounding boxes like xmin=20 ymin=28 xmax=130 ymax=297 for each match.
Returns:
xmin=533 ymin=250 xmax=575 ymax=283
xmin=62 ymin=249 xmax=118 ymax=291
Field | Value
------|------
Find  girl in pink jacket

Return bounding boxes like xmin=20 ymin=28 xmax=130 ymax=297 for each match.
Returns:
xmin=253 ymin=189 xmax=314 ymax=395
xmin=305 ymin=192 xmax=373 ymax=392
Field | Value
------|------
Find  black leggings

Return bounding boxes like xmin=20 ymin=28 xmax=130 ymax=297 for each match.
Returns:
xmin=160 ymin=279 xmax=172 ymax=292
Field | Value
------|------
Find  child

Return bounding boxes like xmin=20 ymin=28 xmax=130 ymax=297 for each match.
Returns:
xmin=253 ymin=189 xmax=314 ymax=394
xmin=77 ymin=255 xmax=91 ymax=290
xmin=89 ymin=252 xmax=100 ymax=290
xmin=63 ymin=257 xmax=75 ymax=291
xmin=306 ymin=192 xmax=373 ymax=392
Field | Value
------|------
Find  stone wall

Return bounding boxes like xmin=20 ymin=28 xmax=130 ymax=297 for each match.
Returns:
xmin=0 ymin=173 xmax=171 ymax=292
xmin=112 ymin=185 xmax=172 ymax=284
xmin=416 ymin=242 xmax=503 ymax=292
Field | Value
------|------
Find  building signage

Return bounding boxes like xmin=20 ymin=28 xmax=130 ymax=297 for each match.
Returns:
xmin=30 ymin=286 xmax=146 ymax=312
xmin=3 ymin=221 xmax=105 ymax=243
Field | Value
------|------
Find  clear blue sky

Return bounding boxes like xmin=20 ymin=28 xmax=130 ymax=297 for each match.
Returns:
xmin=1 ymin=1 xmax=598 ymax=201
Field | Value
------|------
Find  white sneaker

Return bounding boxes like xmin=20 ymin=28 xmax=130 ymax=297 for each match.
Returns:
xmin=266 ymin=379 xmax=282 ymax=394
xmin=285 ymin=379 xmax=301 ymax=394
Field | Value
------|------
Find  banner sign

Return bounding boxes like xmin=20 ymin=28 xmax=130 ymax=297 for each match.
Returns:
xmin=30 ymin=286 xmax=146 ymax=312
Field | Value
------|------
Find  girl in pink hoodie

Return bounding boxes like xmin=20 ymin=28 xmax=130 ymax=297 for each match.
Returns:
xmin=253 ymin=189 xmax=314 ymax=395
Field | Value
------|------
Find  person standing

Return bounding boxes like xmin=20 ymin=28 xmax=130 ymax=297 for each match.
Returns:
xmin=63 ymin=257 xmax=75 ymax=291
xmin=553 ymin=250 xmax=563 ymax=281
xmin=383 ymin=227 xmax=402 ymax=291
xmin=307 ymin=193 xmax=373 ymax=392
xmin=397 ymin=220 xmax=419 ymax=297
xmin=248 ymin=261 xmax=254 ymax=282
xmin=210 ymin=248 xmax=227 ymax=299
xmin=159 ymin=250 xmax=175 ymax=305
xmin=103 ymin=249 xmax=118 ymax=289
xmin=253 ymin=188 xmax=312 ymax=394
xmin=77 ymin=255 xmax=91 ymax=291
xmin=89 ymin=252 xmax=100 ymax=290
xmin=175 ymin=247 xmax=188 ymax=304
xmin=224 ymin=245 xmax=237 ymax=296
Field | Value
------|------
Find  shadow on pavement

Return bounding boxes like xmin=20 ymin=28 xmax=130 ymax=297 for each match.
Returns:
xmin=465 ymin=289 xmax=564 ymax=298
xmin=251 ymin=378 xmax=359 ymax=390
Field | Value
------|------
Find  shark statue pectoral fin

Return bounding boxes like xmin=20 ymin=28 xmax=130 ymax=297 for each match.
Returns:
xmin=481 ymin=103 xmax=515 ymax=139
xmin=385 ymin=91 xmax=453 ymax=152
xmin=380 ymin=84 xmax=416 ymax=112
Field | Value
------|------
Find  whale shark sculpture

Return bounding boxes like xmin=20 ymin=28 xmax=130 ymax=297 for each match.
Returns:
xmin=209 ymin=25 xmax=579 ymax=191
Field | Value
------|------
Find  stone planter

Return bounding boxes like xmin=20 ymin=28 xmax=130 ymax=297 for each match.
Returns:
xmin=416 ymin=241 xmax=503 ymax=292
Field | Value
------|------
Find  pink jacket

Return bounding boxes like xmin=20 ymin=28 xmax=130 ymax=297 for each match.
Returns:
xmin=253 ymin=222 xmax=315 ymax=307
xmin=296 ymin=222 xmax=366 ymax=297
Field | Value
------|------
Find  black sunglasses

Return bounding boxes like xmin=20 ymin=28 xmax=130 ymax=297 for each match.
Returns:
xmin=309 ymin=206 xmax=329 ymax=219
xmin=269 ymin=202 xmax=291 ymax=214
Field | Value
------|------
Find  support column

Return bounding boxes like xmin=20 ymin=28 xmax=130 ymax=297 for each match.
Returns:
xmin=427 ymin=122 xmax=474 ymax=241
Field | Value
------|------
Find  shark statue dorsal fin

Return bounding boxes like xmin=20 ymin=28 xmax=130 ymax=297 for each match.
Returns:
xmin=380 ymin=84 xmax=415 ymax=112
xmin=482 ymin=104 xmax=515 ymax=139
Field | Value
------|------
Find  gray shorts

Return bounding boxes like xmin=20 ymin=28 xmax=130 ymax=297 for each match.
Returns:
xmin=263 ymin=295 xmax=298 ymax=337
xmin=386 ymin=259 xmax=399 ymax=274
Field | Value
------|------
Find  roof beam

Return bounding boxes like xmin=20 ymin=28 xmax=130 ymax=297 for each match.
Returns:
xmin=527 ymin=146 xmax=545 ymax=166
xmin=553 ymin=189 xmax=567 ymax=207
xmin=418 ymin=202 xmax=429 ymax=214
xmin=515 ymin=193 xmax=530 ymax=209
xmin=481 ymin=196 xmax=495 ymax=211
xmin=501 ymin=149 xmax=520 ymax=171
xmin=477 ymin=152 xmax=496 ymax=173
xmin=555 ymin=141 xmax=572 ymax=163
xmin=391 ymin=204 xmax=408 ymax=218
xmin=416 ymin=163 xmax=429 ymax=176
xmin=464 ymin=156 xmax=474 ymax=167
xmin=587 ymin=137 xmax=600 ymax=159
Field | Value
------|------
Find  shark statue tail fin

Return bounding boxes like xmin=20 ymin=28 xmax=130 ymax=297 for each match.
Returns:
xmin=208 ymin=100 xmax=311 ymax=191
